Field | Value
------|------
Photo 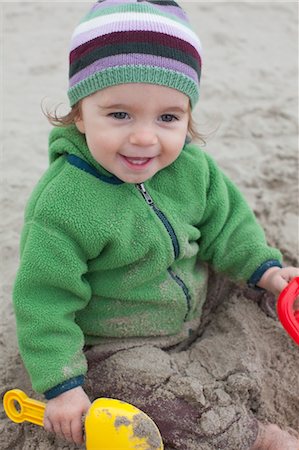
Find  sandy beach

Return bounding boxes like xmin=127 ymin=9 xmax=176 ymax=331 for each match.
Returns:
xmin=1 ymin=2 xmax=298 ymax=449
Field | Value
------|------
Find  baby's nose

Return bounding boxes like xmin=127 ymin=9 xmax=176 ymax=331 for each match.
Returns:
xmin=129 ymin=127 xmax=158 ymax=147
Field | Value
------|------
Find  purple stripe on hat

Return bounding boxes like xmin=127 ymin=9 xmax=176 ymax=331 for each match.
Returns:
xmin=69 ymin=53 xmax=198 ymax=88
xmin=70 ymin=19 xmax=201 ymax=55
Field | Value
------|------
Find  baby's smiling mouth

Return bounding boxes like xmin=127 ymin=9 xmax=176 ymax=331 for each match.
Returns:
xmin=125 ymin=156 xmax=151 ymax=165
xmin=120 ymin=155 xmax=154 ymax=169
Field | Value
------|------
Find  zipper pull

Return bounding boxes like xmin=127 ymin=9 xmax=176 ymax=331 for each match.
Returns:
xmin=136 ymin=183 xmax=154 ymax=206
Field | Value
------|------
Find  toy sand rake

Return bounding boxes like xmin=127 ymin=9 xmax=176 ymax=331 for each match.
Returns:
xmin=3 ymin=389 xmax=164 ymax=449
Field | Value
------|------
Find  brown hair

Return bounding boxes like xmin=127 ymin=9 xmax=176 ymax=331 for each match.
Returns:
xmin=43 ymin=102 xmax=81 ymax=127
xmin=43 ymin=101 xmax=206 ymax=145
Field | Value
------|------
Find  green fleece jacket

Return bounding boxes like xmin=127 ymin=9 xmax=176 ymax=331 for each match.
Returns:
xmin=13 ymin=125 xmax=282 ymax=395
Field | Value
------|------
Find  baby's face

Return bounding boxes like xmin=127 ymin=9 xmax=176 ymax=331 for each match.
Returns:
xmin=75 ymin=83 xmax=189 ymax=184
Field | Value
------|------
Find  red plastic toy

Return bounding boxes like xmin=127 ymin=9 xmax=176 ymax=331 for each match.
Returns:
xmin=276 ymin=277 xmax=299 ymax=345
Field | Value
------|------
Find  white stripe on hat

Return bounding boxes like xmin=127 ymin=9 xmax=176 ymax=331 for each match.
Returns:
xmin=71 ymin=11 xmax=202 ymax=54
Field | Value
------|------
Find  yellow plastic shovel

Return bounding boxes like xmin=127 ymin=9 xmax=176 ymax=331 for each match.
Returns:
xmin=3 ymin=389 xmax=164 ymax=450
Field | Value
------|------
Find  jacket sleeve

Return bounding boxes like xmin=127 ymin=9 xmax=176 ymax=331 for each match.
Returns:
xmin=13 ymin=219 xmax=92 ymax=394
xmin=197 ymin=153 xmax=282 ymax=281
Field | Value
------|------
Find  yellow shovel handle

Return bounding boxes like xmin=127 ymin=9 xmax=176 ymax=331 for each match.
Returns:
xmin=3 ymin=389 xmax=45 ymax=426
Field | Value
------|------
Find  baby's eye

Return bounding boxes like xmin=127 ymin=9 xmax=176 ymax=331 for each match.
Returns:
xmin=109 ymin=112 xmax=129 ymax=120
xmin=160 ymin=114 xmax=178 ymax=123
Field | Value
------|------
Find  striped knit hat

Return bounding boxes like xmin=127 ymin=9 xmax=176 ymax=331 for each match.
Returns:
xmin=68 ymin=0 xmax=202 ymax=109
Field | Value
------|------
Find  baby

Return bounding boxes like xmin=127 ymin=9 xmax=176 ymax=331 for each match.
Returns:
xmin=13 ymin=1 xmax=299 ymax=449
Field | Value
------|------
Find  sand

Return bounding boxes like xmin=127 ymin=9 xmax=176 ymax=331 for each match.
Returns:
xmin=0 ymin=1 xmax=298 ymax=449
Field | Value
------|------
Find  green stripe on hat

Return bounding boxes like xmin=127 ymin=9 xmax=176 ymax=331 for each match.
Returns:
xmin=68 ymin=65 xmax=199 ymax=108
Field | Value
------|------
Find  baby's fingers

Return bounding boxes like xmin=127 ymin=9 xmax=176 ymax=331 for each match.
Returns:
xmin=52 ymin=421 xmax=65 ymax=442
xmin=293 ymin=297 xmax=299 ymax=311
xmin=71 ymin=417 xmax=84 ymax=445
xmin=60 ymin=420 xmax=73 ymax=443
xmin=279 ymin=268 xmax=299 ymax=310
xmin=43 ymin=416 xmax=53 ymax=434
xmin=273 ymin=277 xmax=288 ymax=295
xmin=271 ymin=267 xmax=299 ymax=295
xmin=280 ymin=267 xmax=299 ymax=283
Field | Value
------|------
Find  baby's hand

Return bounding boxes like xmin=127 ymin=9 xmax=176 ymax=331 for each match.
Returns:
xmin=257 ymin=266 xmax=299 ymax=297
xmin=43 ymin=386 xmax=91 ymax=445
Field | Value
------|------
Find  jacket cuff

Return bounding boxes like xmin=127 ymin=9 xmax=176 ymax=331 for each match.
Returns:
xmin=44 ymin=375 xmax=85 ymax=400
xmin=247 ymin=259 xmax=282 ymax=290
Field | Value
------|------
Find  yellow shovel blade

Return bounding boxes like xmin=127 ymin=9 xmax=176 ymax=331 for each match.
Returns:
xmin=3 ymin=389 xmax=164 ymax=450
xmin=85 ymin=398 xmax=163 ymax=450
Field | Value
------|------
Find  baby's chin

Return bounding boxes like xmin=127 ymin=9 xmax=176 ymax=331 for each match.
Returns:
xmin=119 ymin=175 xmax=152 ymax=184
xmin=115 ymin=168 xmax=160 ymax=184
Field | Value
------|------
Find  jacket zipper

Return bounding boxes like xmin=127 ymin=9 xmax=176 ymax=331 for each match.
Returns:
xmin=136 ymin=183 xmax=191 ymax=317
xmin=167 ymin=268 xmax=191 ymax=314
